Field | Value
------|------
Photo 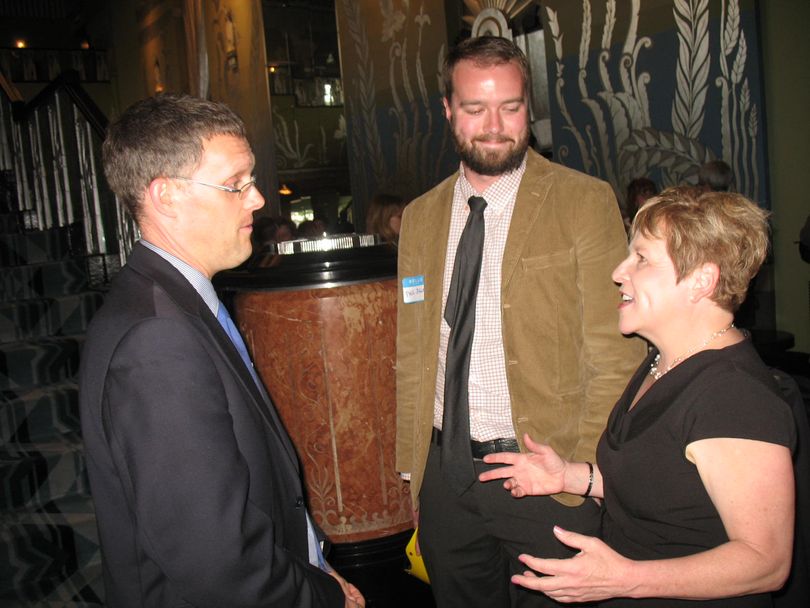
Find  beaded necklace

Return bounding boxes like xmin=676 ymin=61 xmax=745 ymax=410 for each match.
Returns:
xmin=649 ymin=323 xmax=735 ymax=380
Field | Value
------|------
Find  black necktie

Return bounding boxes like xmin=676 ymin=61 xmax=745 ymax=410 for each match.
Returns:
xmin=441 ymin=195 xmax=487 ymax=495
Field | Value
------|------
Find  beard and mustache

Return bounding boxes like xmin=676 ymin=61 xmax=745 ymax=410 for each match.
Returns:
xmin=451 ymin=125 xmax=530 ymax=176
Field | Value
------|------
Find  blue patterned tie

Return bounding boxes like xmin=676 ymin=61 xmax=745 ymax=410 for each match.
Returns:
xmin=216 ymin=302 xmax=260 ymax=385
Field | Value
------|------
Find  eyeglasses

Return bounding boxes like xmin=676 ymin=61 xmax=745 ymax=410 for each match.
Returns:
xmin=171 ymin=176 xmax=257 ymax=200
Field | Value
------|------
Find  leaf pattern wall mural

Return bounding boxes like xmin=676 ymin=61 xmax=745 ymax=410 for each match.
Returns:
xmin=542 ymin=0 xmax=766 ymax=209
xmin=336 ymin=0 xmax=456 ymax=216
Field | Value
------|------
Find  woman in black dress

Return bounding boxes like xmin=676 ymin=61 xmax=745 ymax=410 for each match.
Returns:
xmin=480 ymin=188 xmax=795 ymax=606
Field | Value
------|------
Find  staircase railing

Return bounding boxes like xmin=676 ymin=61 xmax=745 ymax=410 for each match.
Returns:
xmin=0 ymin=69 xmax=136 ymax=282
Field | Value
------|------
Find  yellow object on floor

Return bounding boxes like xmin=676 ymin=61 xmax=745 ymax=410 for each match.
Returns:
xmin=404 ymin=527 xmax=430 ymax=584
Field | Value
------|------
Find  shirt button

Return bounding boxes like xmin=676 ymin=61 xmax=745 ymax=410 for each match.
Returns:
xmin=296 ymin=496 xmax=305 ymax=507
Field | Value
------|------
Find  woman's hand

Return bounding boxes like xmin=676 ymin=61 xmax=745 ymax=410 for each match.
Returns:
xmin=511 ymin=526 xmax=635 ymax=603
xmin=478 ymin=434 xmax=567 ymax=497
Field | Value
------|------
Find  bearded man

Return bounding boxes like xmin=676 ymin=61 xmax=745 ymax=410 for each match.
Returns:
xmin=395 ymin=36 xmax=644 ymax=608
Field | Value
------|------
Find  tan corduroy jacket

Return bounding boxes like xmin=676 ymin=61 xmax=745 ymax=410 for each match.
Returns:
xmin=396 ymin=149 xmax=646 ymax=507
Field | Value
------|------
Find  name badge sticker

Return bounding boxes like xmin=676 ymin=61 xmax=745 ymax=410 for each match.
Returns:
xmin=402 ymin=275 xmax=425 ymax=304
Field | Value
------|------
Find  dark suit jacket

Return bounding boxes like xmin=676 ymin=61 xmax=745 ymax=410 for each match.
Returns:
xmin=79 ymin=243 xmax=343 ymax=607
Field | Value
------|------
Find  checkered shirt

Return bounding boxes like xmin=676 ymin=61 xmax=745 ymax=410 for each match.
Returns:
xmin=433 ymin=156 xmax=527 ymax=441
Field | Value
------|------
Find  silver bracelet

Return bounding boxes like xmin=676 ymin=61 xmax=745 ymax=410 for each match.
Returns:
xmin=583 ymin=462 xmax=594 ymax=497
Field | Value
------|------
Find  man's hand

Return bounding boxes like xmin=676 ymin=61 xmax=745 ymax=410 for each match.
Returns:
xmin=412 ymin=507 xmax=420 ymax=555
xmin=328 ymin=568 xmax=366 ymax=608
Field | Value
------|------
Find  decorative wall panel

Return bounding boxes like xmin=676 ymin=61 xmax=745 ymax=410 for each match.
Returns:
xmin=335 ymin=0 xmax=458 ymax=216
xmin=541 ymin=0 xmax=767 ymax=209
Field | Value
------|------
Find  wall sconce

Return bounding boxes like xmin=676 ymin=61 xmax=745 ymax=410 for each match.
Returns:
xmin=154 ymin=59 xmax=164 ymax=93
xmin=279 ymin=184 xmax=293 ymax=196
xmin=269 ymin=66 xmax=277 ymax=73
xmin=80 ymin=40 xmax=91 ymax=50
xmin=15 ymin=40 xmax=27 ymax=49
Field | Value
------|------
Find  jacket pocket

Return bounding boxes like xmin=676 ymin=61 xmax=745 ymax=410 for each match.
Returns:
xmin=521 ymin=248 xmax=573 ymax=271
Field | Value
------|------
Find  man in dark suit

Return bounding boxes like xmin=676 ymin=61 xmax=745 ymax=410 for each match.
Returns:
xmin=79 ymin=94 xmax=363 ymax=608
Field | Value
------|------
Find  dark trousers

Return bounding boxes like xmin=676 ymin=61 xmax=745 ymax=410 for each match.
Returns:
xmin=419 ymin=441 xmax=602 ymax=608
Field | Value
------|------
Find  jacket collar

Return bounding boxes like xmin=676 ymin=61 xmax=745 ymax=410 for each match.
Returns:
xmin=416 ymin=148 xmax=555 ymax=304
xmin=419 ymin=176 xmax=456 ymax=323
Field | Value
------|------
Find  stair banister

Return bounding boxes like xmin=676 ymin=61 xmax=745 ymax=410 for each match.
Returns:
xmin=0 ymin=69 xmax=136 ymax=281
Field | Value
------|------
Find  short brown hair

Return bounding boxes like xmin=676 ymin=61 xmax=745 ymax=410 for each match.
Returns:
xmin=102 ymin=94 xmax=247 ymax=223
xmin=631 ymin=187 xmax=769 ymax=312
xmin=442 ymin=36 xmax=530 ymax=101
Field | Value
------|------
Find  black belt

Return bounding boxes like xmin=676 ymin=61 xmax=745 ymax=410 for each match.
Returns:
xmin=431 ymin=427 xmax=519 ymax=459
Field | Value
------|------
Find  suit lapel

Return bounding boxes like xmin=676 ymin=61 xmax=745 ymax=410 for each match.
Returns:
xmin=198 ymin=308 xmax=299 ymax=466
xmin=501 ymin=150 xmax=554 ymax=290
xmin=422 ymin=178 xmax=456 ymax=325
xmin=128 ymin=244 xmax=300 ymax=469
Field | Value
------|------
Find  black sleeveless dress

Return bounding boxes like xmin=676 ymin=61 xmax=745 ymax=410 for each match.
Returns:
xmin=596 ymin=340 xmax=795 ymax=607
